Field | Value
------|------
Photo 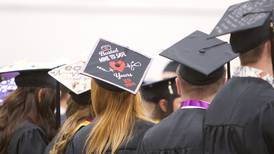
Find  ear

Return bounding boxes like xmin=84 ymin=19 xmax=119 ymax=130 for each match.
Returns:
xmin=262 ymin=40 xmax=272 ymax=57
xmin=159 ymin=99 xmax=168 ymax=113
xmin=175 ymin=77 xmax=182 ymax=95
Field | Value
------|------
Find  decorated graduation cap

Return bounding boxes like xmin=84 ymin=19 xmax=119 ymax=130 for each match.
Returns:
xmin=0 ymin=63 xmax=59 ymax=88
xmin=140 ymin=77 xmax=179 ymax=104
xmin=160 ymin=30 xmax=238 ymax=85
xmin=82 ymin=39 xmax=151 ymax=94
xmin=49 ymin=61 xmax=91 ymax=105
xmin=210 ymin=0 xmax=274 ymax=53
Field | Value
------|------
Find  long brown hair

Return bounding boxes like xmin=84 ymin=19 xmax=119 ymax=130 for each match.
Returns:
xmin=0 ymin=87 xmax=57 ymax=154
xmin=85 ymin=80 xmax=149 ymax=154
xmin=49 ymin=98 xmax=92 ymax=154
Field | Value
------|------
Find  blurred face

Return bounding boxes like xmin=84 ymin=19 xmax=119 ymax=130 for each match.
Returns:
xmin=172 ymin=97 xmax=182 ymax=111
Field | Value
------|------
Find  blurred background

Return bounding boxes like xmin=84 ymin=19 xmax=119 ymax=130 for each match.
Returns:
xmin=0 ymin=0 xmax=245 ymax=81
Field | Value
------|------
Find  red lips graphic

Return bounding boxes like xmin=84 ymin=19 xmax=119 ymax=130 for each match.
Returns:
xmin=109 ymin=60 xmax=126 ymax=72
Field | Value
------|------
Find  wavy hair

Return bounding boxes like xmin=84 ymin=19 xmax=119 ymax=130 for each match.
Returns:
xmin=49 ymin=98 xmax=93 ymax=154
xmin=0 ymin=87 xmax=57 ymax=154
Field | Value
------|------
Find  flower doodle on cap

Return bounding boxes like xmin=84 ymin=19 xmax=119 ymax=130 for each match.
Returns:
xmin=109 ymin=60 xmax=126 ymax=72
xmin=123 ymin=79 xmax=136 ymax=88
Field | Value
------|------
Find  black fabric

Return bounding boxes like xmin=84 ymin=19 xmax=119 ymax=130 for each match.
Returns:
xmin=138 ymin=109 xmax=206 ymax=154
xmin=163 ymin=61 xmax=179 ymax=73
xmin=210 ymin=0 xmax=273 ymax=37
xmin=65 ymin=119 xmax=154 ymax=154
xmin=69 ymin=91 xmax=91 ymax=105
xmin=230 ymin=19 xmax=272 ymax=53
xmin=8 ymin=121 xmax=49 ymax=154
xmin=15 ymin=70 xmax=57 ymax=88
xmin=44 ymin=124 xmax=87 ymax=154
xmin=140 ymin=77 xmax=179 ymax=104
xmin=159 ymin=30 xmax=237 ymax=76
xmin=204 ymin=77 xmax=274 ymax=154
xmin=178 ymin=64 xmax=225 ymax=86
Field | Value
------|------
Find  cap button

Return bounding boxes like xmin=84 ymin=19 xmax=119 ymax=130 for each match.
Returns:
xmin=199 ymin=49 xmax=206 ymax=54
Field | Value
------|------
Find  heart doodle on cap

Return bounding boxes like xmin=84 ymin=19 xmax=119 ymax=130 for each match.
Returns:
xmin=109 ymin=60 xmax=126 ymax=72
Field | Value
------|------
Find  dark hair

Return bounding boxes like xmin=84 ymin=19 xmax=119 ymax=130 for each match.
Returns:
xmin=0 ymin=87 xmax=57 ymax=154
xmin=239 ymin=42 xmax=265 ymax=65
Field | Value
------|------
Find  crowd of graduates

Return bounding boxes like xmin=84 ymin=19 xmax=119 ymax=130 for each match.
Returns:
xmin=0 ymin=0 xmax=274 ymax=153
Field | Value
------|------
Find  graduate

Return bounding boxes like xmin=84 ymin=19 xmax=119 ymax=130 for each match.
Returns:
xmin=204 ymin=0 xmax=274 ymax=153
xmin=0 ymin=65 xmax=59 ymax=154
xmin=138 ymin=30 xmax=237 ymax=154
xmin=65 ymin=39 xmax=154 ymax=154
xmin=44 ymin=61 xmax=94 ymax=154
xmin=140 ymin=77 xmax=180 ymax=122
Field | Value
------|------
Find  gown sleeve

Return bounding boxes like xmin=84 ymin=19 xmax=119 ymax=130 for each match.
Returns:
xmin=43 ymin=138 xmax=55 ymax=154
xmin=261 ymin=101 xmax=274 ymax=153
xmin=136 ymin=139 xmax=147 ymax=154
xmin=65 ymin=126 xmax=90 ymax=154
xmin=12 ymin=128 xmax=49 ymax=154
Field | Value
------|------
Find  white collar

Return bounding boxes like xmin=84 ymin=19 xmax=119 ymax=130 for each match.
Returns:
xmin=233 ymin=66 xmax=274 ymax=87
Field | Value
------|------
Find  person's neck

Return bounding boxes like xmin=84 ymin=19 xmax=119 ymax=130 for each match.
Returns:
xmin=180 ymin=93 xmax=215 ymax=104
xmin=243 ymin=46 xmax=273 ymax=76
xmin=244 ymin=61 xmax=273 ymax=77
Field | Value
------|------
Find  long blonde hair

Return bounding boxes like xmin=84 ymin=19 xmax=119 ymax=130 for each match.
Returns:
xmin=85 ymin=80 xmax=148 ymax=154
xmin=49 ymin=99 xmax=92 ymax=154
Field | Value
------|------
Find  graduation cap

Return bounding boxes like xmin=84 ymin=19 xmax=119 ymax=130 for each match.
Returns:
xmin=140 ymin=77 xmax=179 ymax=104
xmin=0 ymin=62 xmax=63 ymax=127
xmin=160 ymin=30 xmax=238 ymax=85
xmin=210 ymin=0 xmax=274 ymax=53
xmin=210 ymin=0 xmax=273 ymax=37
xmin=0 ymin=63 xmax=60 ymax=88
xmin=49 ymin=61 xmax=91 ymax=105
xmin=82 ymin=39 xmax=151 ymax=94
xmin=163 ymin=61 xmax=180 ymax=73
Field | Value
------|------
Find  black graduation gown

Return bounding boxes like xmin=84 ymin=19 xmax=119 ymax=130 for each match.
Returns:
xmin=65 ymin=119 xmax=154 ymax=154
xmin=8 ymin=121 xmax=49 ymax=154
xmin=138 ymin=108 xmax=206 ymax=154
xmin=204 ymin=77 xmax=274 ymax=154
xmin=44 ymin=121 xmax=90 ymax=154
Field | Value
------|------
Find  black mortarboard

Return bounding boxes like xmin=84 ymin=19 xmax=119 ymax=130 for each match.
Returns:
xmin=140 ymin=77 xmax=179 ymax=104
xmin=0 ymin=64 xmax=59 ymax=88
xmin=69 ymin=91 xmax=91 ymax=105
xmin=160 ymin=30 xmax=238 ymax=85
xmin=49 ymin=61 xmax=91 ymax=105
xmin=82 ymin=39 xmax=151 ymax=94
xmin=210 ymin=0 xmax=274 ymax=53
xmin=163 ymin=61 xmax=180 ymax=73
